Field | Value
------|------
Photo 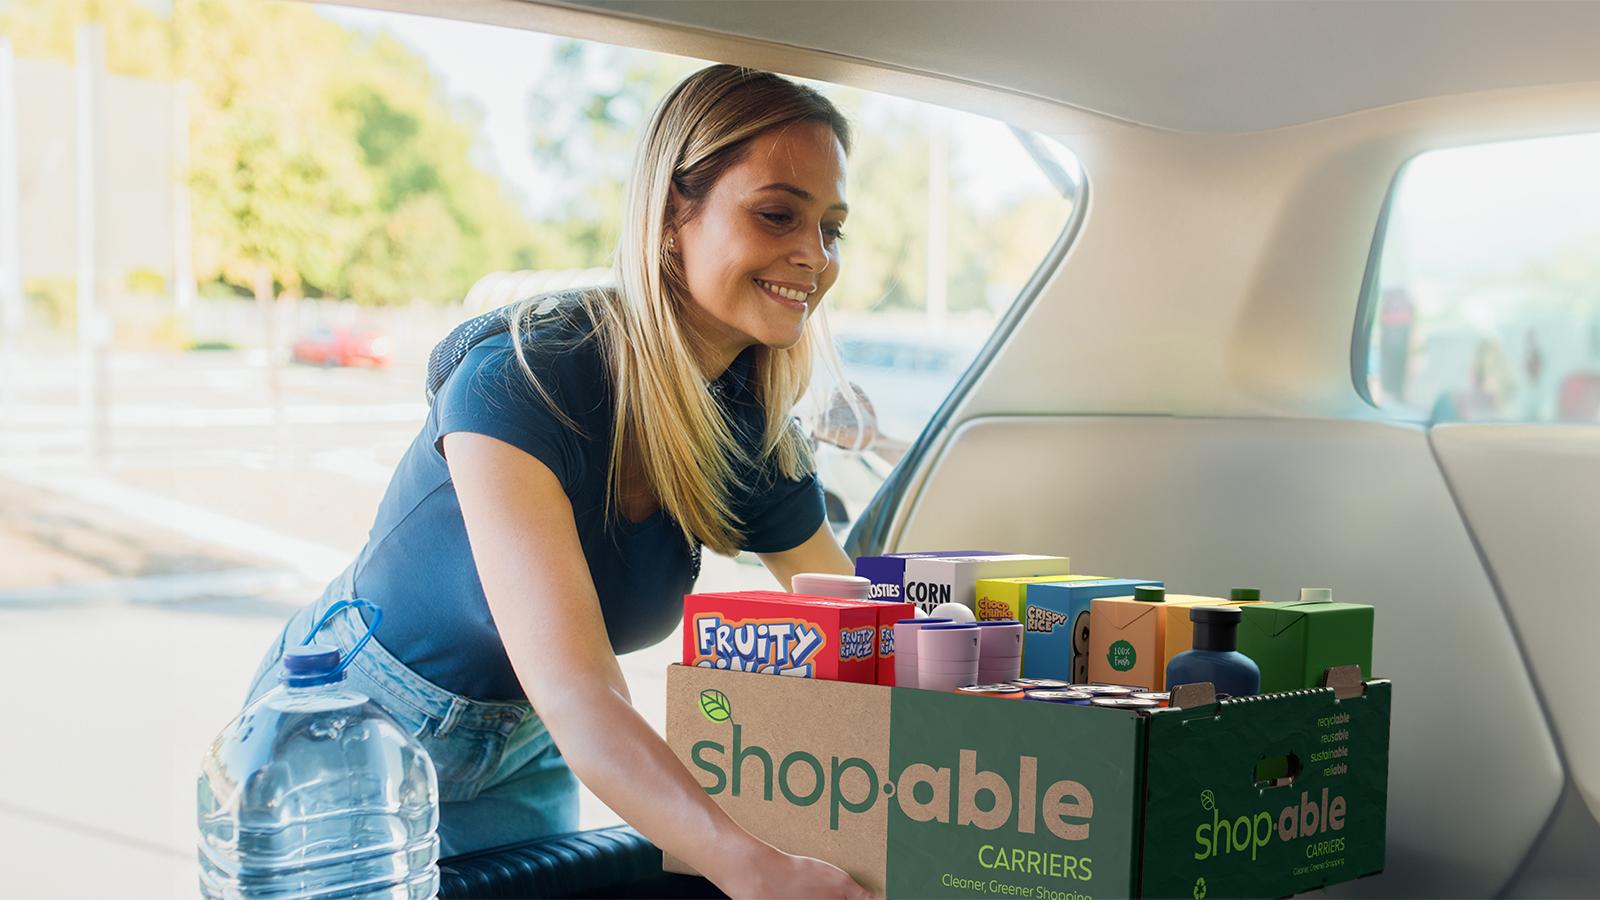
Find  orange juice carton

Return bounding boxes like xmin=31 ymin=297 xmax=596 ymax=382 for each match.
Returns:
xmin=682 ymin=591 xmax=882 ymax=683
xmin=1087 ymin=586 xmax=1176 ymax=689
xmin=901 ymin=554 xmax=1071 ymax=615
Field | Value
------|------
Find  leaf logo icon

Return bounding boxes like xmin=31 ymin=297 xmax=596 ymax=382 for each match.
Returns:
xmin=699 ymin=689 xmax=731 ymax=723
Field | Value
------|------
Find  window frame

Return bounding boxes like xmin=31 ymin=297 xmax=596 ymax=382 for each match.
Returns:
xmin=845 ymin=167 xmax=1090 ymax=558
xmin=1350 ymin=154 xmax=1418 ymax=413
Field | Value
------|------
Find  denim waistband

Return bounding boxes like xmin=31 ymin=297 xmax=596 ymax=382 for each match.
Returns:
xmin=309 ymin=562 xmax=531 ymax=737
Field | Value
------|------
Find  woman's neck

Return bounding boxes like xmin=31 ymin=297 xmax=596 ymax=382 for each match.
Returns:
xmin=680 ymin=307 xmax=753 ymax=381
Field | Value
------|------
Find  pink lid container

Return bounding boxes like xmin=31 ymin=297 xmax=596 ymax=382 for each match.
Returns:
xmin=975 ymin=620 xmax=1022 ymax=659
xmin=892 ymin=618 xmax=951 ymax=689
xmin=918 ymin=623 xmax=981 ymax=661
xmin=791 ymin=572 xmax=872 ymax=600
xmin=918 ymin=624 xmax=979 ymax=692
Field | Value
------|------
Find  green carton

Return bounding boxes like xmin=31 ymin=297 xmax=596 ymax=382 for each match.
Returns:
xmin=665 ymin=665 xmax=1390 ymax=898
xmin=1238 ymin=602 xmax=1376 ymax=693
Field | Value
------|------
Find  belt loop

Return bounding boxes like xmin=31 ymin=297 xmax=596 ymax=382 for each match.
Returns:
xmin=436 ymin=696 xmax=467 ymax=736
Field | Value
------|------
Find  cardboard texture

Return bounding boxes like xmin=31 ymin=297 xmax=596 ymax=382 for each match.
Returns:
xmin=1238 ymin=602 xmax=1376 ymax=693
xmin=901 ymin=555 xmax=1072 ymax=615
xmin=665 ymin=666 xmax=1390 ymax=899
xmin=1018 ymin=579 xmax=1161 ymax=682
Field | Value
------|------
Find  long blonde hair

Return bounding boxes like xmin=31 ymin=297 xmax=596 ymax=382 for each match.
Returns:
xmin=510 ymin=65 xmax=854 ymax=556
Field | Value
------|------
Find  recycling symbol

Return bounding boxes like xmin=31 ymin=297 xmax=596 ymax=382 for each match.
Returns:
xmin=1193 ymin=876 xmax=1208 ymax=900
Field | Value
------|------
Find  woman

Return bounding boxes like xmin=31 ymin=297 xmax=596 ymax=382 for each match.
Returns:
xmin=241 ymin=65 xmax=871 ymax=898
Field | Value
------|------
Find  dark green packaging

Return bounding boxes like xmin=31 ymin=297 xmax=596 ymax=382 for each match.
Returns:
xmin=1237 ymin=601 xmax=1375 ymax=693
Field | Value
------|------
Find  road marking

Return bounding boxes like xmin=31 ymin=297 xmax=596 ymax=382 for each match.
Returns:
xmin=4 ymin=470 xmax=352 ymax=582
xmin=0 ymin=567 xmax=311 ymax=607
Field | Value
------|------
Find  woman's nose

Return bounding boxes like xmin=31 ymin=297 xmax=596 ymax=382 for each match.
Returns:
xmin=790 ymin=226 xmax=828 ymax=271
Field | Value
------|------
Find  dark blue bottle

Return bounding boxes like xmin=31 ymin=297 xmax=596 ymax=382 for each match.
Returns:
xmin=1166 ymin=606 xmax=1260 ymax=697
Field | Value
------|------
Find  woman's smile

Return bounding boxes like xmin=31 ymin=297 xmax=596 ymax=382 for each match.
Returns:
xmin=753 ymin=277 xmax=811 ymax=311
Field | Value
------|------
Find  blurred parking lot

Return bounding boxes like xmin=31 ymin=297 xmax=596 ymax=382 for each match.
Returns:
xmin=0 ymin=348 xmax=775 ymax=898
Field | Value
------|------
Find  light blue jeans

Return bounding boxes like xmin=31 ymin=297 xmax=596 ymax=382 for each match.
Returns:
xmin=242 ymin=563 xmax=579 ymax=858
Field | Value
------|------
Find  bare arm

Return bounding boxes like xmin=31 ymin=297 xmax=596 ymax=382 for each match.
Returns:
xmin=444 ymin=432 xmax=870 ymax=899
xmin=758 ymin=520 xmax=854 ymax=591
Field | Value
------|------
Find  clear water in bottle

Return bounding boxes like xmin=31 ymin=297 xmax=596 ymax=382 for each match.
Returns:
xmin=197 ymin=608 xmax=439 ymax=898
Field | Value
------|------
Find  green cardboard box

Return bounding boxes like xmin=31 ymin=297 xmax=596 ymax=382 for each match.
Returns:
xmin=1238 ymin=601 xmax=1376 ymax=693
xmin=664 ymin=665 xmax=1390 ymax=898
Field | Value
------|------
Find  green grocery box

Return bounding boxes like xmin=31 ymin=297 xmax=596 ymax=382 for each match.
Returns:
xmin=664 ymin=665 xmax=1389 ymax=898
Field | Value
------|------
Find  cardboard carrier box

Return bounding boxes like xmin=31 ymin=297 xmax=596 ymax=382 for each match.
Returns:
xmin=665 ymin=665 xmax=1389 ymax=899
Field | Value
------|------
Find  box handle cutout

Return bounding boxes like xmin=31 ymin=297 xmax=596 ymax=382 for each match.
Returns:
xmin=1252 ymin=752 xmax=1302 ymax=789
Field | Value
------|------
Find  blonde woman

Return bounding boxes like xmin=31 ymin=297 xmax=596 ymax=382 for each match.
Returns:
xmin=240 ymin=65 xmax=871 ymax=897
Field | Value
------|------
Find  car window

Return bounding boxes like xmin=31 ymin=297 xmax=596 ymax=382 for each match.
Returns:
xmin=0 ymin=0 xmax=1081 ymax=857
xmin=1359 ymin=132 xmax=1600 ymax=423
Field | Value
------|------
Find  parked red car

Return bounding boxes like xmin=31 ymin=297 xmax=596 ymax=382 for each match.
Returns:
xmin=291 ymin=327 xmax=394 ymax=368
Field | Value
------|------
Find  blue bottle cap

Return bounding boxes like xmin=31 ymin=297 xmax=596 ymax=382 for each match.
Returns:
xmin=974 ymin=620 xmax=1021 ymax=627
xmin=282 ymin=644 xmax=344 ymax=687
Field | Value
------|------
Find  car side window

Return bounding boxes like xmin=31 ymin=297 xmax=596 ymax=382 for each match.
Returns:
xmin=1360 ymin=133 xmax=1600 ymax=423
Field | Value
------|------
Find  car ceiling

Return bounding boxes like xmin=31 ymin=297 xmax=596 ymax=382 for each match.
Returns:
xmin=532 ymin=0 xmax=1600 ymax=134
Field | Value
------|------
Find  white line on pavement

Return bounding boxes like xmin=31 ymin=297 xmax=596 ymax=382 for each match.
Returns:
xmin=4 ymin=469 xmax=353 ymax=583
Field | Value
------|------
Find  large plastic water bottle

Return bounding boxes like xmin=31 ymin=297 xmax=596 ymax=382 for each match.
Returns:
xmin=197 ymin=600 xmax=439 ymax=898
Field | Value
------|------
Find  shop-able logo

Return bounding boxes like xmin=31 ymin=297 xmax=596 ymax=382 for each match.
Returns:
xmin=1193 ymin=786 xmax=1348 ymax=862
xmin=690 ymin=722 xmax=1096 ymax=836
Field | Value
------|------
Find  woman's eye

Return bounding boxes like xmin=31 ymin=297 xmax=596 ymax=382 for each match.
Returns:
xmin=824 ymin=225 xmax=846 ymax=243
xmin=759 ymin=211 xmax=793 ymax=226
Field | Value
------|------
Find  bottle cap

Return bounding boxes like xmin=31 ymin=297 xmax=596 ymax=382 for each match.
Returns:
xmin=282 ymin=644 xmax=343 ymax=687
xmin=1190 ymin=606 xmax=1243 ymax=625
xmin=1134 ymin=585 xmax=1165 ymax=603
xmin=1189 ymin=606 xmax=1243 ymax=651
xmin=1299 ymin=588 xmax=1334 ymax=603
xmin=1230 ymin=587 xmax=1261 ymax=601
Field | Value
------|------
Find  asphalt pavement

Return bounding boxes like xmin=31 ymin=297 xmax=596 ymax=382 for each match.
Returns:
xmin=0 ymin=350 xmax=775 ymax=899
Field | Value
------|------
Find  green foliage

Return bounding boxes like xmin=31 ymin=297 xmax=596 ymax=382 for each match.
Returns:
xmin=0 ymin=1 xmax=1075 ymax=315
xmin=1 ymin=0 xmax=545 ymax=305
xmin=23 ymin=277 xmax=76 ymax=329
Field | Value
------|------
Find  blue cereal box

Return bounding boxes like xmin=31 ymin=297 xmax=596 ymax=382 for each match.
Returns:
xmin=853 ymin=551 xmax=1006 ymax=602
xmin=1021 ymin=578 xmax=1162 ymax=681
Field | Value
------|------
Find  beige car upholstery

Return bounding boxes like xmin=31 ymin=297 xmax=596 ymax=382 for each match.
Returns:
xmin=895 ymin=415 xmax=1563 ymax=897
xmin=1431 ymin=425 xmax=1600 ymax=820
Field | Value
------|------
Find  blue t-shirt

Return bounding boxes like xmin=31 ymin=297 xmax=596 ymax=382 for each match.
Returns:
xmin=353 ymin=301 xmax=825 ymax=701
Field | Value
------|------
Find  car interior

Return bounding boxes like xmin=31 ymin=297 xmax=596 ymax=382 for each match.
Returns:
xmin=7 ymin=0 xmax=1598 ymax=897
xmin=361 ymin=2 xmax=1600 ymax=896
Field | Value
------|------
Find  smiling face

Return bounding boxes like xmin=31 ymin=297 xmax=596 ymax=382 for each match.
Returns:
xmin=671 ymin=121 xmax=848 ymax=373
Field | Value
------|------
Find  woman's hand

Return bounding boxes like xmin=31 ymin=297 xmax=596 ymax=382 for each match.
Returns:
xmin=718 ymin=843 xmax=875 ymax=900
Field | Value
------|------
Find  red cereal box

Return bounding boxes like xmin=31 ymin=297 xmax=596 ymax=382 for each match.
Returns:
xmin=735 ymin=591 xmax=916 ymax=687
xmin=682 ymin=591 xmax=887 ymax=683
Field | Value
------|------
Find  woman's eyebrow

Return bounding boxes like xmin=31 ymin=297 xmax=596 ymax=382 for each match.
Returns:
xmin=754 ymin=182 xmax=848 ymax=213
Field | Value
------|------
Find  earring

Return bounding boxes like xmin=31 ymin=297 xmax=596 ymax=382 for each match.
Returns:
xmin=665 ymin=235 xmax=676 ymax=250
